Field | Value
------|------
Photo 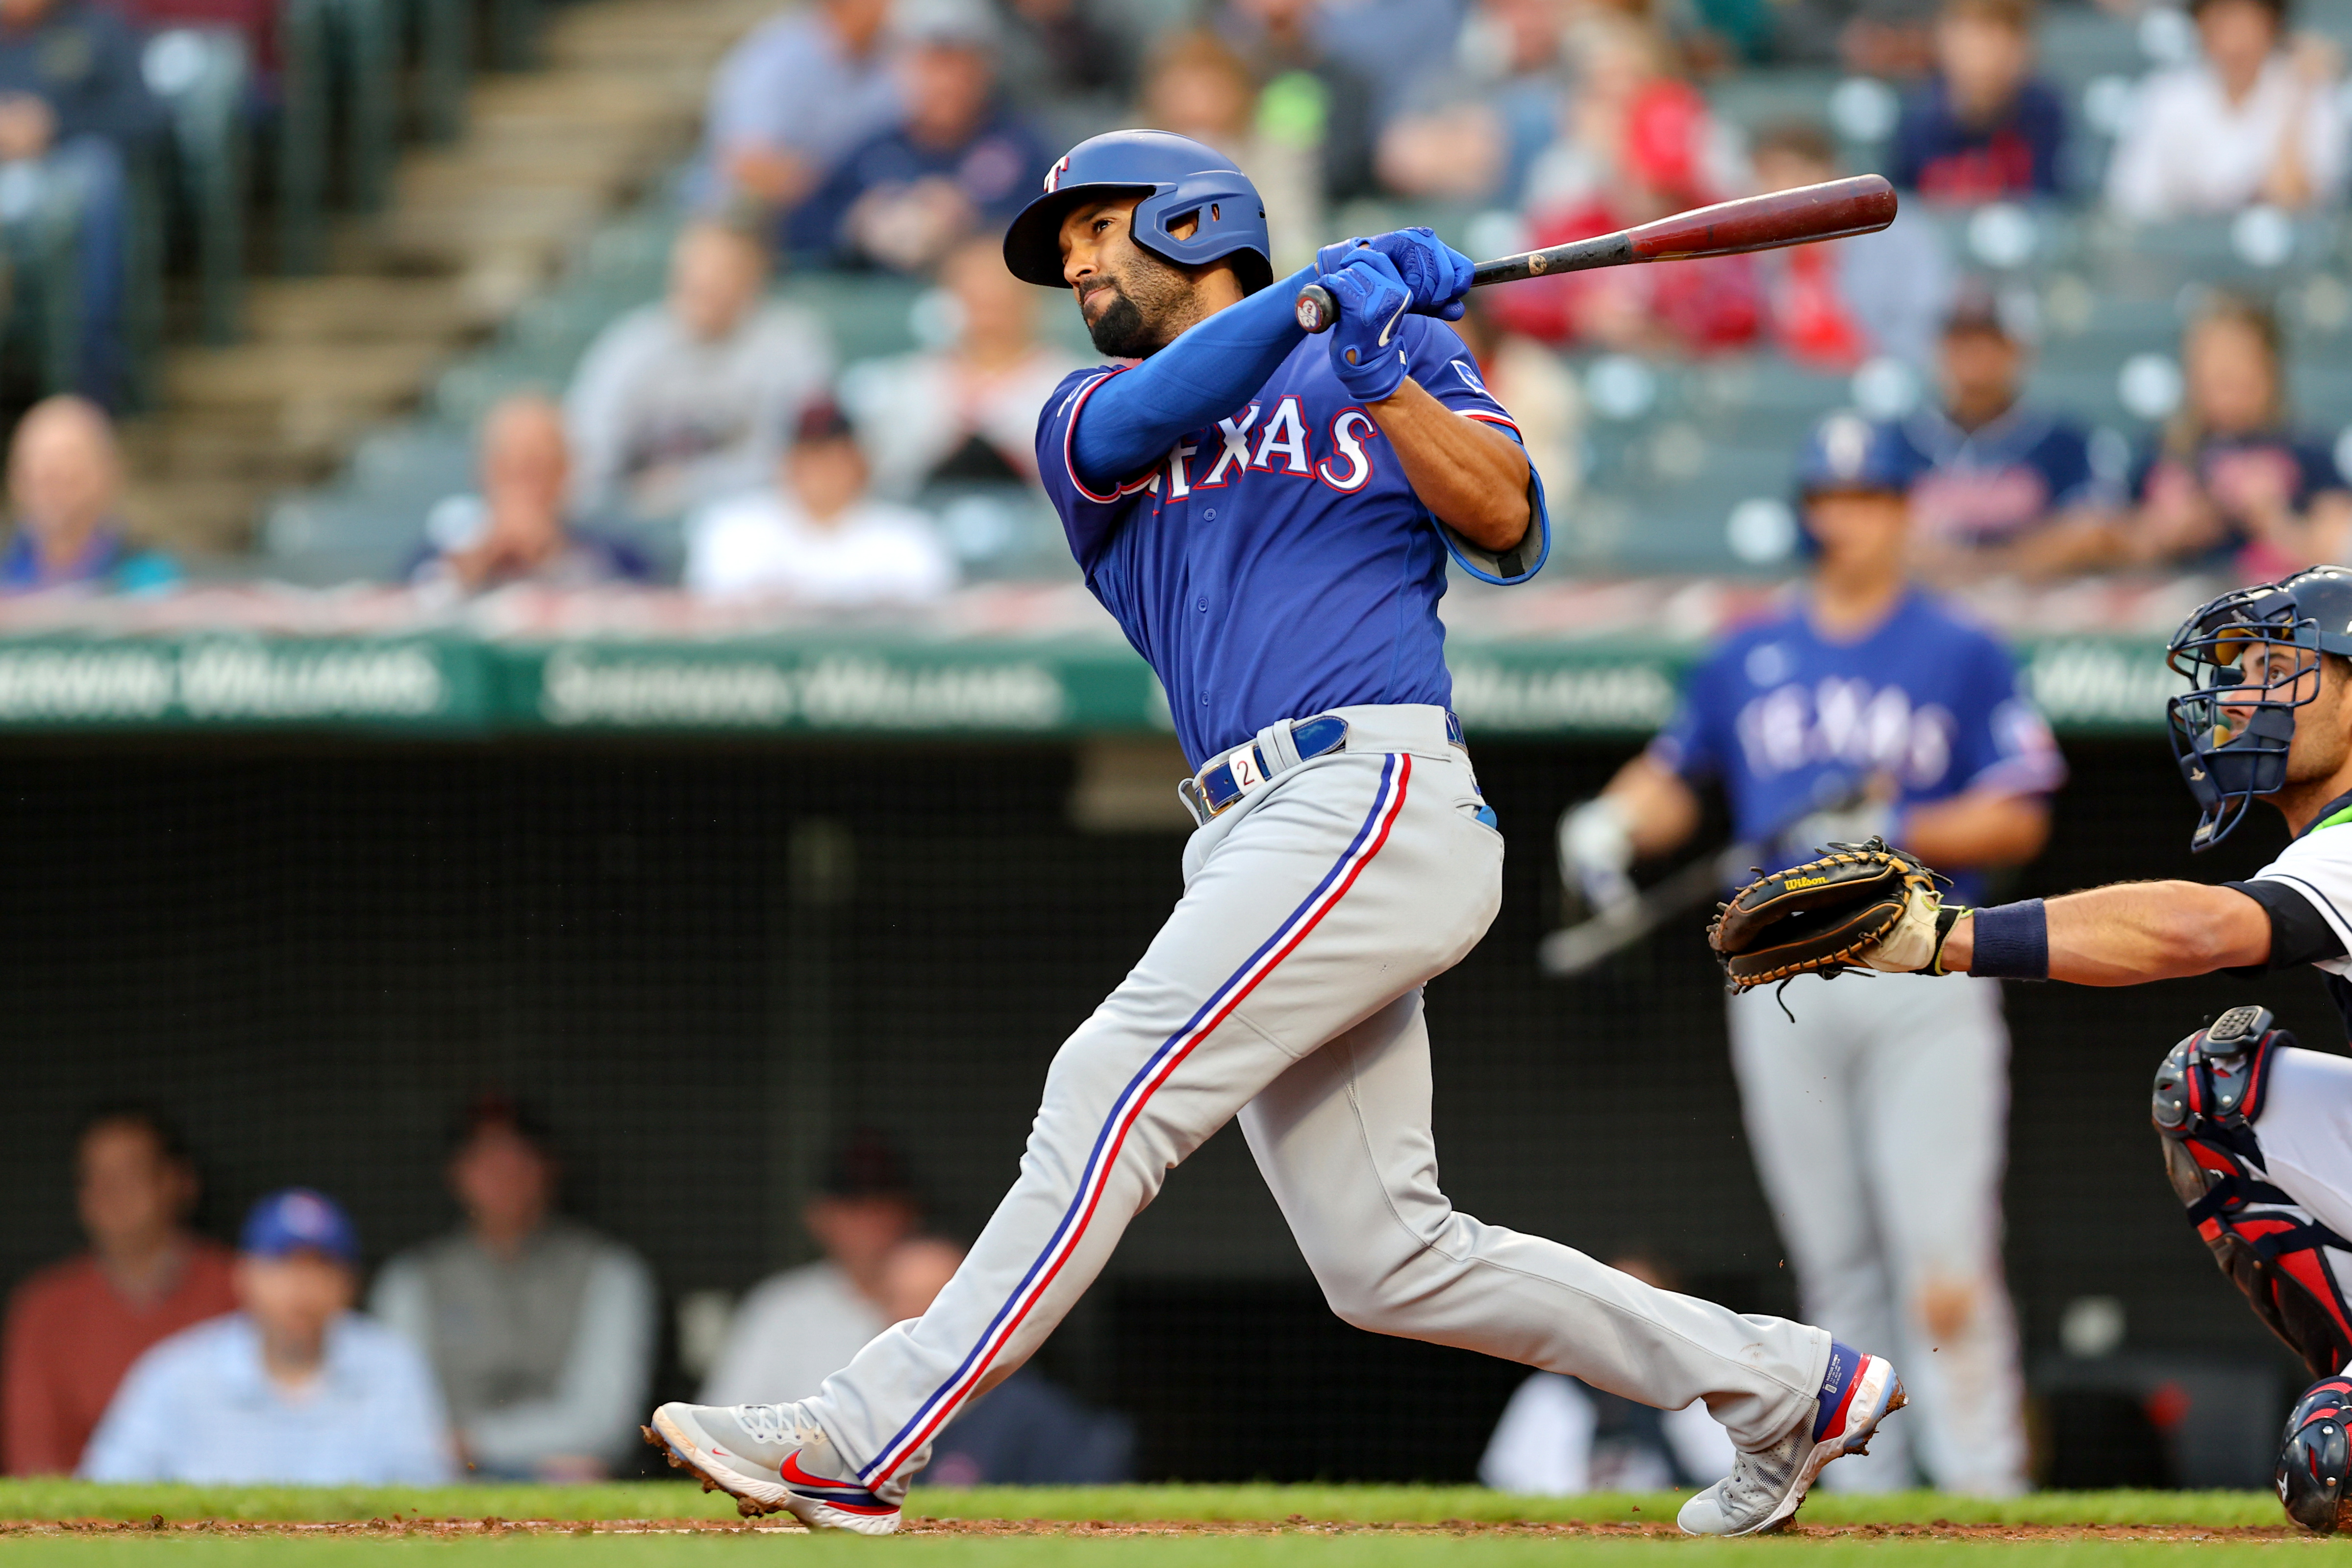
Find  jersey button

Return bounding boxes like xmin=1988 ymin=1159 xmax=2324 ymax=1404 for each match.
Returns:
xmin=1204 ymin=508 xmax=1216 ymax=519
xmin=1197 ymin=597 xmax=1207 ymax=612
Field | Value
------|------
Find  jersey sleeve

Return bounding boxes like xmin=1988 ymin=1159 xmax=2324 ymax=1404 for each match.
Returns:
xmin=2222 ymin=876 xmax=2349 ymax=974
xmin=1034 ymin=367 xmax=1157 ymax=572
xmin=1645 ymin=645 xmax=1734 ymax=783
xmin=2237 ymin=827 xmax=2352 ymax=959
xmin=1404 ymin=319 xmax=1550 ymax=587
xmin=1946 ymin=631 xmax=2067 ymax=797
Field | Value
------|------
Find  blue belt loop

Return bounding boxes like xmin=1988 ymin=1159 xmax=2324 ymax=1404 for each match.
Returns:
xmin=1189 ymin=714 xmax=1351 ymax=821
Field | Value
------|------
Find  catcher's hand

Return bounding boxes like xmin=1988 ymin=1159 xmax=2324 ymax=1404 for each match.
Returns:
xmin=1706 ymin=837 xmax=1964 ymax=994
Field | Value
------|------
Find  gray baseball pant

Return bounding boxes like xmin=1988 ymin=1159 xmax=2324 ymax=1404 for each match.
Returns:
xmin=803 ymin=704 xmax=1832 ymax=1495
xmin=1726 ymin=974 xmax=2025 ymax=1495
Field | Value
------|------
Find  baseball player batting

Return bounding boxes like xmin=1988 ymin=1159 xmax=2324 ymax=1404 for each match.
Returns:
xmin=643 ymin=130 xmax=1902 ymax=1537
xmin=1558 ymin=413 xmax=2066 ymax=1496
xmin=1703 ymin=562 xmax=2352 ymax=1532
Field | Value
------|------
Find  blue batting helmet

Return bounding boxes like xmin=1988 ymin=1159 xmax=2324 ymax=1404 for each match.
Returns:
xmin=1002 ymin=129 xmax=1272 ymax=295
xmin=1793 ymin=412 xmax=1918 ymax=498
xmin=2167 ymin=565 xmax=2352 ymax=850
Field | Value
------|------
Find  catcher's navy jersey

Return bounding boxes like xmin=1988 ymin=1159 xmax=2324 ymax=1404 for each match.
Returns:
xmin=1648 ymin=588 xmax=2064 ymax=899
xmin=1038 ymin=315 xmax=1546 ymax=768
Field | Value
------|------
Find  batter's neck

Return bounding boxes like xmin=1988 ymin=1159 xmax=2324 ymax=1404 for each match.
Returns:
xmin=1807 ymin=562 xmax=1910 ymax=642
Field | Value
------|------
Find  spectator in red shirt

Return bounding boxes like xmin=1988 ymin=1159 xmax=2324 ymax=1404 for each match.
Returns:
xmin=1495 ymin=16 xmax=1761 ymax=353
xmin=2 ymin=1106 xmax=235 ymax=1474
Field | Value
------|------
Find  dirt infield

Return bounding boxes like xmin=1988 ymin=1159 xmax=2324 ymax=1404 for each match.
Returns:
xmin=0 ymin=1517 xmax=2313 ymax=1543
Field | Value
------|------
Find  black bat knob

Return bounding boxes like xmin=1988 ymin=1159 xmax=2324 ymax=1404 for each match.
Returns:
xmin=1294 ymin=283 xmax=1337 ymax=335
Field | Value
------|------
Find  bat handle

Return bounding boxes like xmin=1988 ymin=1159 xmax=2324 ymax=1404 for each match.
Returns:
xmin=1295 ymin=282 xmax=1337 ymax=335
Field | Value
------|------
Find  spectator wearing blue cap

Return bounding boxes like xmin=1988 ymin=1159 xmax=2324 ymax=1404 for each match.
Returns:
xmin=78 ymin=1190 xmax=454 ymax=1484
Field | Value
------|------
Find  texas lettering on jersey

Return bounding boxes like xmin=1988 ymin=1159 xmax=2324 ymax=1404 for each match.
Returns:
xmin=1036 ymin=314 xmax=1548 ymax=767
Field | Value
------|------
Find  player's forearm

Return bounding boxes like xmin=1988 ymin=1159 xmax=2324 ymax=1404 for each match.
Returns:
xmin=1601 ymin=754 xmax=1701 ymax=857
xmin=1067 ymin=267 xmax=1316 ymax=487
xmin=1899 ymin=790 xmax=2048 ymax=870
xmin=1365 ymin=379 xmax=1531 ymax=551
xmin=1942 ymin=880 xmax=2269 ymax=984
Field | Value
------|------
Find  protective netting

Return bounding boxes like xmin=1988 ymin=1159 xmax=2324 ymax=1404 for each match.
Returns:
xmin=0 ymin=735 xmax=2318 ymax=1482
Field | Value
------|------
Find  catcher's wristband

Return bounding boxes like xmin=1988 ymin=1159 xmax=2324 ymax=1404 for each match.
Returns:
xmin=1967 ymin=897 xmax=2049 ymax=981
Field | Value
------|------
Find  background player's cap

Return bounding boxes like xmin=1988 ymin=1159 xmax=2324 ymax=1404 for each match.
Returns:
xmin=240 ymin=1187 xmax=361 ymax=1266
xmin=1794 ymin=412 xmax=1917 ymax=498
xmin=1002 ymin=129 xmax=1273 ymax=295
xmin=893 ymin=0 xmax=999 ymax=51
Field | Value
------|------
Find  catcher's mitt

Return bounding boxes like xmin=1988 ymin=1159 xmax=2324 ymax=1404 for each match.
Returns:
xmin=1707 ymin=838 xmax=1962 ymax=996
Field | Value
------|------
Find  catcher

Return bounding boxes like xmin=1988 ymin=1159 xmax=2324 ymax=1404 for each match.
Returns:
xmin=1711 ymin=563 xmax=2352 ymax=1532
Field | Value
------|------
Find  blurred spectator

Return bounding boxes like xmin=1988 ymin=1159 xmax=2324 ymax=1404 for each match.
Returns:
xmin=2126 ymin=293 xmax=2352 ymax=575
xmin=1751 ymin=120 xmax=1953 ymax=369
xmin=81 ymin=1190 xmax=454 ymax=1484
xmin=1500 ymin=17 xmax=1759 ymax=352
xmin=1312 ymin=0 xmax=1472 ymax=125
xmin=686 ymin=402 xmax=957 ymax=604
xmin=1890 ymin=0 xmax=2066 ymax=201
xmin=838 ymin=234 xmax=1084 ymax=499
xmin=120 ymin=0 xmax=281 ymax=82
xmin=1479 ymin=1257 xmax=1733 ymax=1494
xmin=372 ymin=1098 xmax=657 ymax=1482
xmin=413 ymin=397 xmax=652 ymax=595
xmin=1214 ymin=0 xmax=1379 ymax=202
xmin=1376 ymin=0 xmax=1567 ymax=209
xmin=788 ymin=0 xmax=1050 ymax=274
xmin=1140 ymin=30 xmax=1322 ymax=273
xmin=566 ymin=222 xmax=835 ymax=523
xmin=994 ymin=0 xmax=1133 ymax=110
xmin=1451 ymin=297 xmax=1583 ymax=509
xmin=2105 ymin=0 xmax=2344 ymax=220
xmin=877 ymin=1236 xmax=1134 ymax=1486
xmin=1893 ymin=288 xmax=2119 ymax=581
xmin=701 ymin=0 xmax=901 ymax=215
xmin=0 ymin=0 xmax=163 ymax=406
xmin=0 ymin=397 xmax=175 ymax=593
xmin=2 ymin=1107 xmax=234 ymax=1476
xmin=699 ymin=1132 xmax=920 ymax=1406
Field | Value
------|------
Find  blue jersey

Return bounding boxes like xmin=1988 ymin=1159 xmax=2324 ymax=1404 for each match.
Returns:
xmin=1648 ymin=589 xmax=2064 ymax=900
xmin=1037 ymin=315 xmax=1546 ymax=767
xmin=1890 ymin=404 xmax=2114 ymax=550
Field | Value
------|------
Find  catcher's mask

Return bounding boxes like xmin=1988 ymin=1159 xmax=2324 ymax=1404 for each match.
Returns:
xmin=2167 ymin=566 xmax=2352 ymax=851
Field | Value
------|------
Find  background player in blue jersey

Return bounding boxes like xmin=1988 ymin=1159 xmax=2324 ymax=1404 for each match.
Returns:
xmin=647 ymin=130 xmax=1904 ymax=1540
xmin=1560 ymin=411 xmax=2065 ymax=1496
xmin=1722 ymin=563 xmax=2352 ymax=1531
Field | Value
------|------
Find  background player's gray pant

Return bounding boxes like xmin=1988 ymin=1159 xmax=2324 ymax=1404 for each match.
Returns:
xmin=801 ymin=705 xmax=1831 ymax=1493
xmin=1727 ymin=974 xmax=2024 ymax=1496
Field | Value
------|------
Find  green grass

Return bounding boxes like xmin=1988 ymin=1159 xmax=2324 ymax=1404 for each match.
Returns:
xmin=0 ymin=1481 xmax=2293 ymax=1528
xmin=0 ymin=1484 xmax=2318 ymax=1565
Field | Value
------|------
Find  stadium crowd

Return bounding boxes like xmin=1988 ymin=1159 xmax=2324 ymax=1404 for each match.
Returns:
xmin=0 ymin=0 xmax=2337 ymax=595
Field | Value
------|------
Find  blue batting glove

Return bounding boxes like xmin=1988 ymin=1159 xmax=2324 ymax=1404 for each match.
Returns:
xmin=1316 ymin=227 xmax=1475 ymax=321
xmin=1317 ymin=252 xmax=1413 ymax=402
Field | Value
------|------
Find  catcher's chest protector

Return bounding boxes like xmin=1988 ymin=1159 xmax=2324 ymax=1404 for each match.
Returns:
xmin=2154 ymin=1007 xmax=2352 ymax=1383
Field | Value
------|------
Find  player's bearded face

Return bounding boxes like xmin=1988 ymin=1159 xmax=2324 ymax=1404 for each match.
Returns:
xmin=1079 ymin=246 xmax=1193 ymax=358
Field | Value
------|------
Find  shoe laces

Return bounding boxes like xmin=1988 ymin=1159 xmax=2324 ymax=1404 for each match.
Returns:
xmin=736 ymin=1404 xmax=803 ymax=1447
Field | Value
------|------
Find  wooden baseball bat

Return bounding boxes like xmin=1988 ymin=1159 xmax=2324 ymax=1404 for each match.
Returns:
xmin=1294 ymin=174 xmax=1897 ymax=335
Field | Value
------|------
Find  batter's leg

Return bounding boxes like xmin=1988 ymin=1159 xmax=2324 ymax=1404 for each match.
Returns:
xmin=1854 ymin=975 xmax=2026 ymax=1496
xmin=1240 ymin=986 xmax=1831 ymax=1450
xmin=648 ymin=748 xmax=1504 ymax=1525
xmin=1726 ymin=983 xmax=1911 ymax=1490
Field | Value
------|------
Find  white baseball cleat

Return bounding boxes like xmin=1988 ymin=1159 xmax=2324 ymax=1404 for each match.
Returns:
xmin=1676 ymin=1342 xmax=1905 ymax=1537
xmin=643 ymin=1400 xmax=903 ymax=1535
